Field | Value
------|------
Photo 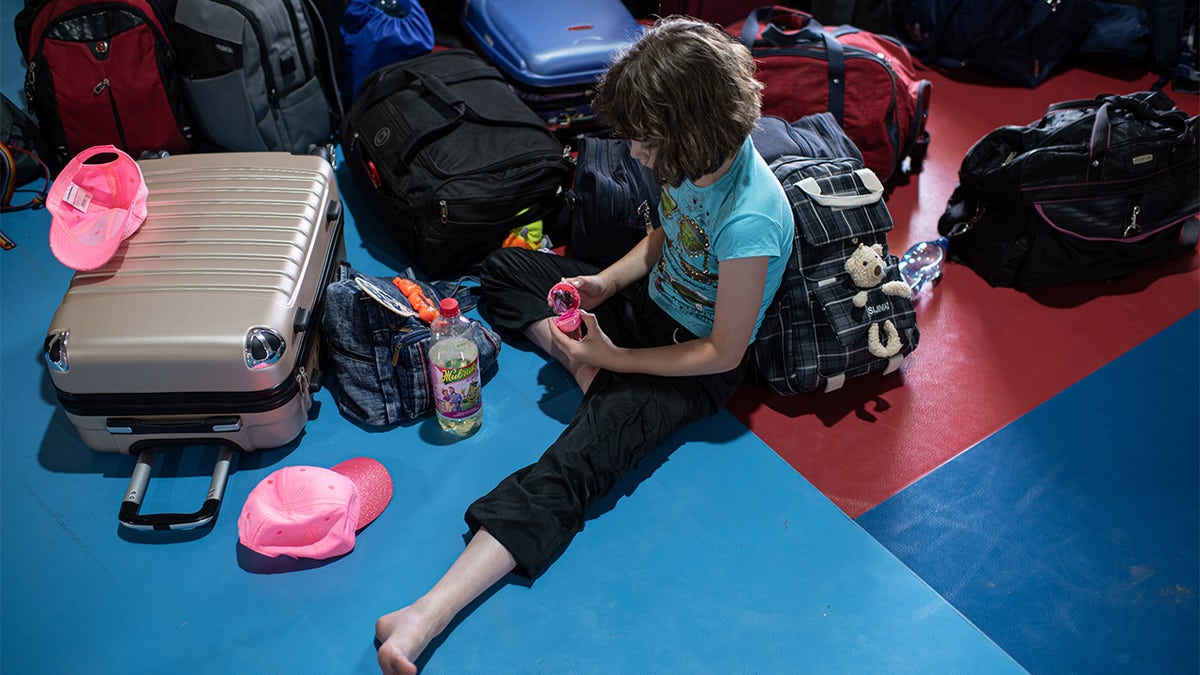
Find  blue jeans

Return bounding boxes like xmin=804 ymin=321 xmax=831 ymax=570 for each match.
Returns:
xmin=468 ymin=248 xmax=746 ymax=578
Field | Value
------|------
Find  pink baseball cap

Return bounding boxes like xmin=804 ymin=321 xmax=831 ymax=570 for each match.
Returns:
xmin=238 ymin=457 xmax=394 ymax=560
xmin=47 ymin=145 xmax=149 ymax=271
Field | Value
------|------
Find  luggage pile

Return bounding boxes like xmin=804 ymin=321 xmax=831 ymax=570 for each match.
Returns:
xmin=29 ymin=0 xmax=1200 ymax=534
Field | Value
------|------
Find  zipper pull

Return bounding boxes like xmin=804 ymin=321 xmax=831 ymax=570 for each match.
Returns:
xmin=439 ymin=200 xmax=448 ymax=224
xmin=1124 ymin=205 xmax=1142 ymax=237
xmin=637 ymin=200 xmax=655 ymax=235
xmin=94 ymin=78 xmax=110 ymax=95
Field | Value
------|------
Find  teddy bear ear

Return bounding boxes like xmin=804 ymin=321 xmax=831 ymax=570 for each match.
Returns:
xmin=871 ymin=243 xmax=883 ymax=256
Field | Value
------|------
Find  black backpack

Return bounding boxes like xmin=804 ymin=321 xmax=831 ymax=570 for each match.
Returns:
xmin=341 ymin=49 xmax=572 ymax=278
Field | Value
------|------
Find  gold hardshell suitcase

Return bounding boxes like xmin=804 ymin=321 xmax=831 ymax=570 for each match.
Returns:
xmin=43 ymin=152 xmax=344 ymax=530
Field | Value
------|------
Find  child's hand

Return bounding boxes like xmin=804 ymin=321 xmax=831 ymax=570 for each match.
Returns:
xmin=561 ymin=275 xmax=609 ymax=311
xmin=550 ymin=310 xmax=613 ymax=366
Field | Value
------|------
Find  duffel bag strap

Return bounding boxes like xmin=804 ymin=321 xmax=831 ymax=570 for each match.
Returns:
xmin=740 ymin=8 xmax=846 ymax=125
xmin=1047 ymin=93 xmax=1191 ymax=132
xmin=739 ymin=5 xmax=819 ymax=45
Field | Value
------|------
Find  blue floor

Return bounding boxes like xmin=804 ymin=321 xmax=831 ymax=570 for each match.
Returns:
xmin=858 ymin=311 xmax=1200 ymax=675
xmin=3 ymin=3 xmax=1198 ymax=670
xmin=1 ymin=175 xmax=1022 ymax=672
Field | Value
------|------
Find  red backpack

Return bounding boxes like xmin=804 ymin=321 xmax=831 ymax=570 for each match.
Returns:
xmin=728 ymin=6 xmax=931 ymax=183
xmin=16 ymin=0 xmax=197 ymax=170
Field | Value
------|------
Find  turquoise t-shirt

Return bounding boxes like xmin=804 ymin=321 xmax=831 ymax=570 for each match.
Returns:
xmin=648 ymin=135 xmax=794 ymax=342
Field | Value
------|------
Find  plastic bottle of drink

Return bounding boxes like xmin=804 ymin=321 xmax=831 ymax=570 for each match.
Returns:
xmin=898 ymin=236 xmax=950 ymax=298
xmin=427 ymin=298 xmax=482 ymax=436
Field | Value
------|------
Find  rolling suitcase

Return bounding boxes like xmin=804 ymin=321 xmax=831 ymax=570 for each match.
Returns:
xmin=43 ymin=151 xmax=344 ymax=530
xmin=461 ymin=0 xmax=642 ymax=137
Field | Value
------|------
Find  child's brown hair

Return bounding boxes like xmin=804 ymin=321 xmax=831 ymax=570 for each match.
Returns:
xmin=592 ymin=16 xmax=763 ymax=187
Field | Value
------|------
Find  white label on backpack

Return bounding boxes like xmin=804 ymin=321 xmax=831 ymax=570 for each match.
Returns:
xmin=63 ymin=183 xmax=93 ymax=213
xmin=1132 ymin=154 xmax=1154 ymax=165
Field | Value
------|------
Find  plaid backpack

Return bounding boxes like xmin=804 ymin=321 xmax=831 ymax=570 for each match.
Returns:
xmin=749 ymin=156 xmax=919 ymax=394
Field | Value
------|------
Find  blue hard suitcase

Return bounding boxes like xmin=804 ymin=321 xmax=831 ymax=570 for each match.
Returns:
xmin=460 ymin=0 xmax=642 ymax=135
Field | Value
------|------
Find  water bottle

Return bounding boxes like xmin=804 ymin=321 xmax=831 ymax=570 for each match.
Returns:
xmin=427 ymin=298 xmax=482 ymax=436
xmin=370 ymin=0 xmax=410 ymax=17
xmin=898 ymin=236 xmax=949 ymax=298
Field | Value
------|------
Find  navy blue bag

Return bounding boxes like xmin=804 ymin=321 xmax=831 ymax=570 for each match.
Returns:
xmin=339 ymin=0 xmax=434 ymax=106
xmin=1077 ymin=0 xmax=1152 ymax=66
xmin=321 ymin=267 xmax=502 ymax=426
xmin=894 ymin=0 xmax=1091 ymax=87
xmin=751 ymin=113 xmax=864 ymax=166
xmin=567 ymin=137 xmax=661 ymax=268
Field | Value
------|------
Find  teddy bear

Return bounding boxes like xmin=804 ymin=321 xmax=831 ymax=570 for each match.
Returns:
xmin=844 ymin=242 xmax=912 ymax=358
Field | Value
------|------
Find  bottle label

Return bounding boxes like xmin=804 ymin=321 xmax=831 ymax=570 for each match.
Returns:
xmin=431 ymin=357 xmax=481 ymax=420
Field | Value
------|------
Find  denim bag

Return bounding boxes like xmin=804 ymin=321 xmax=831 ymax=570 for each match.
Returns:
xmin=322 ymin=268 xmax=501 ymax=426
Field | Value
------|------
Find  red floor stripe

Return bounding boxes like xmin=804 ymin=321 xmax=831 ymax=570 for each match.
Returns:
xmin=729 ymin=65 xmax=1200 ymax=518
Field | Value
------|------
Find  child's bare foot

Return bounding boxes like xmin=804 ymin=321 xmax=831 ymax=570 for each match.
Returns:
xmin=376 ymin=605 xmax=436 ymax=675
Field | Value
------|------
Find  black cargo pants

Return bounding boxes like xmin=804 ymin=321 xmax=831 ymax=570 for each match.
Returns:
xmin=471 ymin=247 xmax=746 ymax=578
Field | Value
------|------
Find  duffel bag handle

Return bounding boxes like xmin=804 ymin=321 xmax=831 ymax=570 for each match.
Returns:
xmin=1056 ymin=93 xmax=1195 ymax=181
xmin=738 ymin=6 xmax=846 ymax=125
xmin=739 ymin=5 xmax=822 ymax=46
xmin=1046 ymin=93 xmax=1192 ymax=136
xmin=392 ymin=69 xmax=470 ymax=164
xmin=118 ymin=442 xmax=237 ymax=531
xmin=352 ymin=66 xmax=469 ymax=166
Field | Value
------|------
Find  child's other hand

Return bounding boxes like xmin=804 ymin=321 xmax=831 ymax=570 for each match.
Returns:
xmin=550 ymin=310 xmax=613 ymax=366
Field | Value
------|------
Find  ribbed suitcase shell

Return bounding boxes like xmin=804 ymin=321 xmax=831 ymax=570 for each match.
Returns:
xmin=45 ymin=152 xmax=343 ymax=454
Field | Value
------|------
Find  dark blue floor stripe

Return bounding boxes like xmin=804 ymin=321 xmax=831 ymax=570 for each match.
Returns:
xmin=858 ymin=310 xmax=1200 ymax=674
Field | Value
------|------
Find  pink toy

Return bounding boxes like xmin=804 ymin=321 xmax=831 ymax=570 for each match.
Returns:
xmin=547 ymin=282 xmax=583 ymax=340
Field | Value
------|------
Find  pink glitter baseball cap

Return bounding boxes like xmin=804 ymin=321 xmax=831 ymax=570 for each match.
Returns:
xmin=47 ymin=145 xmax=149 ymax=271
xmin=238 ymin=457 xmax=394 ymax=560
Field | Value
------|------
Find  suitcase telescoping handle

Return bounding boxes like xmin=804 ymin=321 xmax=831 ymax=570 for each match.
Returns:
xmin=117 ymin=438 xmax=238 ymax=531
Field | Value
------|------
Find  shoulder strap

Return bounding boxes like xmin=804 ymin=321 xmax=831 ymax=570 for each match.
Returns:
xmin=301 ymin=0 xmax=345 ymax=136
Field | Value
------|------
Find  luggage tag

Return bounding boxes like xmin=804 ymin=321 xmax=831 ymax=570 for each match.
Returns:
xmin=354 ymin=276 xmax=418 ymax=318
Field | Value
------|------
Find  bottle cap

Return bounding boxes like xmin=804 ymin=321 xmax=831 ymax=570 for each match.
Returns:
xmin=438 ymin=297 xmax=460 ymax=318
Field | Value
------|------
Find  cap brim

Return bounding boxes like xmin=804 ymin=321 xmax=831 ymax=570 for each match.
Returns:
xmin=49 ymin=208 xmax=127 ymax=271
xmin=331 ymin=457 xmax=393 ymax=530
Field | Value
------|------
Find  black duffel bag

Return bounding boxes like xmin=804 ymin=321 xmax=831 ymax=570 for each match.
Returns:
xmin=342 ymin=49 xmax=572 ymax=277
xmin=938 ymin=91 xmax=1200 ymax=290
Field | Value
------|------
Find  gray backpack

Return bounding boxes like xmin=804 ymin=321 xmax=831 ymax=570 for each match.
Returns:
xmin=172 ymin=0 xmax=340 ymax=152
